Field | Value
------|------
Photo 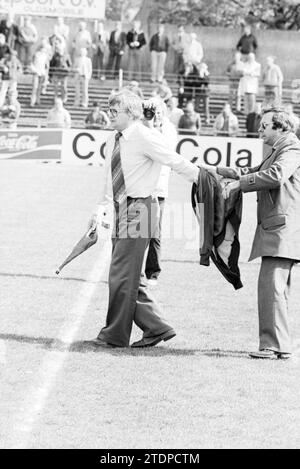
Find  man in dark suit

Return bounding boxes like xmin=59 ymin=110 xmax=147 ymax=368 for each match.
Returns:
xmin=223 ymin=108 xmax=300 ymax=360
xmin=107 ymin=21 xmax=126 ymax=79
xmin=126 ymin=20 xmax=146 ymax=81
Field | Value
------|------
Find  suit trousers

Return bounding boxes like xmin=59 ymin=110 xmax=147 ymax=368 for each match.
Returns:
xmin=98 ymin=196 xmax=173 ymax=347
xmin=127 ymin=49 xmax=142 ymax=81
xmin=258 ymin=256 xmax=294 ymax=353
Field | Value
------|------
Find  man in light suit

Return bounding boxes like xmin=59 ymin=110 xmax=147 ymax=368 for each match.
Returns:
xmin=223 ymin=108 xmax=300 ymax=359
xmin=88 ymin=89 xmax=199 ymax=348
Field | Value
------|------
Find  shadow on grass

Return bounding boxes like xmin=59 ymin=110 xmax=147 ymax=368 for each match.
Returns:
xmin=0 ymin=271 xmax=108 ymax=284
xmin=0 ymin=332 xmax=249 ymax=358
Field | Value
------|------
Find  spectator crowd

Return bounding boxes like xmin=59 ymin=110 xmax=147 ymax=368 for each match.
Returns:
xmin=0 ymin=14 xmax=299 ymax=136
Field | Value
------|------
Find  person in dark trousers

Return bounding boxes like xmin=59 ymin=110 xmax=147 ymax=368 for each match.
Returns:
xmin=246 ymin=102 xmax=262 ymax=138
xmin=88 ymin=89 xmax=200 ymax=348
xmin=107 ymin=21 xmax=126 ymax=79
xmin=236 ymin=24 xmax=258 ymax=58
xmin=126 ymin=20 xmax=146 ymax=81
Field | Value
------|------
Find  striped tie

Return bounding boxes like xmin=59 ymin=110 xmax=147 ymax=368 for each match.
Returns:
xmin=111 ymin=131 xmax=126 ymax=203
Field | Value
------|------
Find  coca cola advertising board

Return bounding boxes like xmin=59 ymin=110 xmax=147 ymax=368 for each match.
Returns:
xmin=0 ymin=130 xmax=62 ymax=160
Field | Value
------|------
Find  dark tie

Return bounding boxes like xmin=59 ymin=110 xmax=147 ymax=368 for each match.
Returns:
xmin=111 ymin=132 xmax=126 ymax=203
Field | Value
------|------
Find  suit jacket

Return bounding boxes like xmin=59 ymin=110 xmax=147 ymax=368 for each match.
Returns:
xmin=126 ymin=30 xmax=146 ymax=49
xmin=192 ymin=168 xmax=243 ymax=290
xmin=109 ymin=30 xmax=126 ymax=54
xmin=240 ymin=132 xmax=300 ymax=261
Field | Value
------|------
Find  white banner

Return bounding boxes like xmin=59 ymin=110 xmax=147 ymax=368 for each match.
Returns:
xmin=61 ymin=130 xmax=264 ymax=168
xmin=61 ymin=129 xmax=110 ymax=165
xmin=176 ymin=135 xmax=263 ymax=169
xmin=0 ymin=0 xmax=105 ymax=19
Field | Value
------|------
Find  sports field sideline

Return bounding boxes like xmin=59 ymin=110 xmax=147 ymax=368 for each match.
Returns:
xmin=0 ymin=160 xmax=299 ymax=449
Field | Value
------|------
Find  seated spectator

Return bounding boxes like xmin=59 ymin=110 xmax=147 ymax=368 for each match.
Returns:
xmin=73 ymin=47 xmax=92 ymax=108
xmin=152 ymin=78 xmax=172 ymax=103
xmin=0 ymin=49 xmax=22 ymax=107
xmin=246 ymin=102 xmax=262 ymax=138
xmin=178 ymin=100 xmax=201 ymax=135
xmin=30 ymin=42 xmax=50 ymax=107
xmin=183 ymin=32 xmax=203 ymax=67
xmin=85 ymin=101 xmax=110 ymax=129
xmin=49 ymin=41 xmax=72 ymax=104
xmin=18 ymin=16 xmax=38 ymax=72
xmin=46 ymin=97 xmax=71 ymax=128
xmin=262 ymin=56 xmax=283 ymax=105
xmin=92 ymin=21 xmax=107 ymax=80
xmin=284 ymin=103 xmax=300 ymax=134
xmin=213 ymin=102 xmax=239 ymax=137
xmin=236 ymin=24 xmax=258 ymax=58
xmin=0 ymin=90 xmax=21 ymax=129
xmin=238 ymin=52 xmax=261 ymax=115
xmin=226 ymin=51 xmax=244 ymax=111
xmin=0 ymin=12 xmax=20 ymax=49
xmin=167 ymin=96 xmax=184 ymax=129
xmin=0 ymin=33 xmax=11 ymax=60
xmin=125 ymin=80 xmax=144 ymax=99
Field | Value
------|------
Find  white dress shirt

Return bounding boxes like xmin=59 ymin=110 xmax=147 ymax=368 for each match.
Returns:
xmin=99 ymin=121 xmax=198 ymax=204
xmin=155 ymin=118 xmax=178 ymax=198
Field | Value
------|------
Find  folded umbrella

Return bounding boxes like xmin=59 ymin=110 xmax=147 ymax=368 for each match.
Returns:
xmin=56 ymin=226 xmax=98 ymax=275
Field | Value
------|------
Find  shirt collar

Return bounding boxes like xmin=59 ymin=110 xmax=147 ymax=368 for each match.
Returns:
xmin=121 ymin=121 xmax=140 ymax=140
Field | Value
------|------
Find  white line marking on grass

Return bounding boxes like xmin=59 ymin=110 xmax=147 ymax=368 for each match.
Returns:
xmin=9 ymin=234 xmax=111 ymax=449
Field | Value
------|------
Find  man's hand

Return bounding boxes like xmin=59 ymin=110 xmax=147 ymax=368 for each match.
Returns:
xmin=217 ymin=167 xmax=240 ymax=180
xmin=222 ymin=180 xmax=241 ymax=199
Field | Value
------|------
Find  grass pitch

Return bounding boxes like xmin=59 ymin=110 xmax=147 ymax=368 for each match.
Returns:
xmin=0 ymin=161 xmax=299 ymax=449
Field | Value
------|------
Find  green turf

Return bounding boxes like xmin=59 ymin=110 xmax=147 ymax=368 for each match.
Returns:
xmin=0 ymin=161 xmax=299 ymax=449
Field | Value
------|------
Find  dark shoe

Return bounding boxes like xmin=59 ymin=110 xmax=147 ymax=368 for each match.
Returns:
xmin=249 ymin=349 xmax=279 ymax=359
xmin=90 ymin=338 xmax=118 ymax=348
xmin=277 ymin=352 xmax=292 ymax=360
xmin=131 ymin=329 xmax=176 ymax=348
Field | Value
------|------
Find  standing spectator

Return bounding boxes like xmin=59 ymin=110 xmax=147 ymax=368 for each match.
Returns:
xmin=0 ymin=50 xmax=22 ymax=107
xmin=0 ymin=33 xmax=11 ymax=60
xmin=126 ymin=20 xmax=146 ymax=81
xmin=238 ymin=52 xmax=261 ymax=115
xmin=92 ymin=21 xmax=107 ymax=80
xmin=284 ymin=103 xmax=300 ymax=134
xmin=85 ymin=101 xmax=110 ymax=129
xmin=53 ymin=17 xmax=69 ymax=44
xmin=167 ymin=96 xmax=184 ymax=129
xmin=107 ymin=21 xmax=126 ymax=79
xmin=172 ymin=24 xmax=190 ymax=74
xmin=262 ymin=56 xmax=283 ymax=105
xmin=149 ymin=23 xmax=169 ymax=83
xmin=0 ymin=90 xmax=21 ymax=129
xmin=236 ymin=24 xmax=258 ymax=58
xmin=213 ymin=102 xmax=239 ymax=137
xmin=72 ymin=21 xmax=92 ymax=61
xmin=183 ymin=32 xmax=203 ymax=67
xmin=246 ymin=102 xmax=262 ymax=138
xmin=74 ymin=47 xmax=92 ymax=108
xmin=178 ymin=100 xmax=201 ymax=135
xmin=226 ymin=51 xmax=244 ymax=111
xmin=46 ymin=97 xmax=71 ymax=128
xmin=30 ymin=42 xmax=50 ymax=107
xmin=177 ymin=62 xmax=199 ymax=109
xmin=49 ymin=41 xmax=72 ymax=104
xmin=18 ymin=16 xmax=38 ymax=72
xmin=143 ymin=98 xmax=178 ymax=285
xmin=195 ymin=62 xmax=210 ymax=124
xmin=0 ymin=12 xmax=20 ymax=49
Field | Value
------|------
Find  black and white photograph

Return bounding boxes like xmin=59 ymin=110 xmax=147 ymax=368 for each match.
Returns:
xmin=0 ymin=0 xmax=300 ymax=452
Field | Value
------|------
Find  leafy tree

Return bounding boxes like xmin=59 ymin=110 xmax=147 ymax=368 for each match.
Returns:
xmin=105 ymin=0 xmax=300 ymax=29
